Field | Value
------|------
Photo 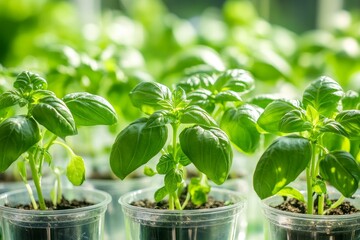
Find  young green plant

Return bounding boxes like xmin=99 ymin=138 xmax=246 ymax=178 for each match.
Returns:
xmin=0 ymin=71 xmax=117 ymax=210
xmin=109 ymin=81 xmax=233 ymax=210
xmin=253 ymin=76 xmax=360 ymax=214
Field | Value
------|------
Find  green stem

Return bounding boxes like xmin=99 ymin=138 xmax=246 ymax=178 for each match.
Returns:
xmin=181 ymin=193 xmax=191 ymax=210
xmin=28 ymin=153 xmax=46 ymax=210
xmin=169 ymin=194 xmax=174 ymax=210
xmin=318 ymin=194 xmax=325 ymax=215
xmin=174 ymin=192 xmax=182 ymax=210
xmin=306 ymin=166 xmax=313 ymax=214
xmin=323 ymin=195 xmax=345 ymax=215
xmin=25 ymin=181 xmax=38 ymax=210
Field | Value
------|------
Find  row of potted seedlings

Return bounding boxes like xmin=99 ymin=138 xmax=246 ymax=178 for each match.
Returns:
xmin=0 ymin=69 xmax=359 ymax=239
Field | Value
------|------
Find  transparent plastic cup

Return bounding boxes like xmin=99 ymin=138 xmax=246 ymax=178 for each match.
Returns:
xmin=119 ymin=187 xmax=247 ymax=240
xmin=0 ymin=187 xmax=111 ymax=240
xmin=261 ymin=193 xmax=360 ymax=240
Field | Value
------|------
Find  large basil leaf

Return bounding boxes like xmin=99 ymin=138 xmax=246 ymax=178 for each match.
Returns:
xmin=214 ymin=90 xmax=242 ymax=103
xmin=249 ymin=94 xmax=280 ymax=109
xmin=279 ymin=109 xmax=312 ymax=133
xmin=63 ymin=92 xmax=117 ymax=126
xmin=0 ymin=91 xmax=22 ymax=111
xmin=335 ymin=110 xmax=360 ymax=140
xmin=130 ymin=81 xmax=172 ymax=114
xmin=253 ymin=135 xmax=312 ymax=199
xmin=180 ymin=106 xmax=218 ymax=127
xmin=257 ymin=99 xmax=301 ymax=133
xmin=110 ymin=118 xmax=168 ymax=179
xmin=0 ymin=116 xmax=40 ymax=172
xmin=31 ymin=94 xmax=77 ymax=138
xmin=220 ymin=104 xmax=261 ymax=153
xmin=318 ymin=118 xmax=348 ymax=137
xmin=177 ymin=73 xmax=215 ymax=93
xmin=320 ymin=151 xmax=360 ymax=197
xmin=214 ymin=69 xmax=255 ymax=93
xmin=302 ymin=76 xmax=343 ymax=117
xmin=179 ymin=126 xmax=232 ymax=185
xmin=320 ymin=132 xmax=350 ymax=152
xmin=14 ymin=71 xmax=47 ymax=93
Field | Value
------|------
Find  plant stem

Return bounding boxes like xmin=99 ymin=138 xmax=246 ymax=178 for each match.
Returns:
xmin=181 ymin=192 xmax=191 ymax=210
xmin=306 ymin=166 xmax=313 ymax=214
xmin=318 ymin=194 xmax=325 ymax=215
xmin=323 ymin=195 xmax=345 ymax=215
xmin=28 ymin=153 xmax=46 ymax=210
xmin=171 ymin=122 xmax=182 ymax=210
xmin=25 ymin=181 xmax=38 ymax=210
xmin=169 ymin=194 xmax=174 ymax=210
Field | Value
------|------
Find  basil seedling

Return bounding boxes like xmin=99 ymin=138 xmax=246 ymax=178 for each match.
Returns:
xmin=253 ymin=76 xmax=360 ymax=214
xmin=110 ymin=81 xmax=233 ymax=210
xmin=0 ymin=71 xmax=117 ymax=210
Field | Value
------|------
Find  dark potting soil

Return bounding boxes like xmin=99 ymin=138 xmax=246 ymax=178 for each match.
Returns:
xmin=275 ymin=196 xmax=359 ymax=215
xmin=6 ymin=197 xmax=94 ymax=210
xmin=131 ymin=188 xmax=230 ymax=210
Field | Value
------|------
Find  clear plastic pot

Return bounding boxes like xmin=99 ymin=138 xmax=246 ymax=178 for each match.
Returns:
xmin=261 ymin=193 xmax=360 ymax=240
xmin=0 ymin=187 xmax=111 ymax=240
xmin=119 ymin=187 xmax=247 ymax=240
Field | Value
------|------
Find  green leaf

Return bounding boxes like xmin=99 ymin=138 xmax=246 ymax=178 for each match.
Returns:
xmin=279 ymin=109 xmax=312 ymax=133
xmin=187 ymin=89 xmax=215 ymax=113
xmin=110 ymin=118 xmax=168 ymax=179
xmin=257 ymin=99 xmax=301 ymax=134
xmin=0 ymin=91 xmax=22 ymax=111
xmin=320 ymin=132 xmax=350 ymax=152
xmin=342 ymin=90 xmax=359 ymax=110
xmin=276 ymin=186 xmax=305 ymax=202
xmin=145 ymin=110 xmax=172 ymax=128
xmin=14 ymin=71 xmax=47 ymax=93
xmin=214 ymin=90 xmax=242 ymax=103
xmin=214 ymin=69 xmax=255 ymax=93
xmin=154 ymin=186 xmax=168 ymax=202
xmin=180 ymin=126 xmax=232 ymax=185
xmin=143 ymin=166 xmax=157 ymax=176
xmin=63 ymin=92 xmax=117 ymax=126
xmin=130 ymin=81 xmax=172 ymax=114
xmin=172 ymin=87 xmax=187 ymax=108
xmin=318 ymin=118 xmax=349 ymax=137
xmin=0 ymin=116 xmax=40 ymax=172
xmin=302 ymin=76 xmax=343 ymax=117
xmin=180 ymin=106 xmax=218 ymax=127
xmin=188 ymin=177 xmax=210 ymax=206
xmin=253 ymin=135 xmax=312 ymax=199
xmin=220 ymin=104 xmax=261 ymax=153
xmin=31 ymin=94 xmax=77 ymax=138
xmin=335 ymin=110 xmax=360 ymax=140
xmin=249 ymin=94 xmax=280 ymax=109
xmin=156 ymin=154 xmax=175 ymax=174
xmin=177 ymin=73 xmax=215 ymax=93
xmin=320 ymin=151 xmax=360 ymax=197
xmin=66 ymin=155 xmax=85 ymax=186
xmin=164 ymin=169 xmax=183 ymax=192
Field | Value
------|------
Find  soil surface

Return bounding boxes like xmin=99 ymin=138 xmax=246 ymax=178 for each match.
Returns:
xmin=6 ymin=198 xmax=94 ymax=210
xmin=131 ymin=188 xmax=230 ymax=210
xmin=275 ymin=196 xmax=359 ymax=215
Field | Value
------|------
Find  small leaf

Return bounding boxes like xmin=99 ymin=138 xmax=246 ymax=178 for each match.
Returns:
xmin=154 ymin=186 xmax=168 ymax=202
xmin=180 ymin=126 xmax=232 ymax=185
xmin=313 ymin=179 xmax=327 ymax=195
xmin=172 ymin=87 xmax=187 ymax=108
xmin=110 ymin=118 xmax=168 ymax=179
xmin=279 ymin=109 xmax=312 ymax=133
xmin=0 ymin=116 xmax=40 ymax=172
xmin=220 ymin=104 xmax=261 ymax=153
xmin=143 ymin=166 xmax=157 ymax=176
xmin=302 ymin=76 xmax=343 ymax=117
xmin=187 ymin=89 xmax=215 ymax=113
xmin=156 ymin=154 xmax=175 ymax=174
xmin=342 ymin=90 xmax=359 ymax=110
xmin=336 ymin=110 xmax=360 ymax=140
xmin=318 ymin=118 xmax=349 ymax=137
xmin=180 ymin=106 xmax=218 ymax=127
xmin=188 ymin=177 xmax=210 ymax=206
xmin=14 ymin=71 xmax=47 ymax=93
xmin=130 ymin=81 xmax=172 ymax=114
xmin=214 ymin=90 xmax=242 ymax=103
xmin=31 ymin=94 xmax=77 ymax=138
xmin=177 ymin=73 xmax=215 ymax=93
xmin=320 ymin=151 xmax=360 ymax=197
xmin=276 ymin=187 xmax=305 ymax=202
xmin=214 ymin=69 xmax=255 ymax=93
xmin=63 ymin=92 xmax=117 ymax=126
xmin=257 ymin=99 xmax=301 ymax=134
xmin=165 ymin=169 xmax=183 ymax=192
xmin=253 ymin=135 xmax=312 ymax=199
xmin=66 ymin=155 xmax=85 ymax=186
xmin=0 ymin=91 xmax=22 ymax=111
